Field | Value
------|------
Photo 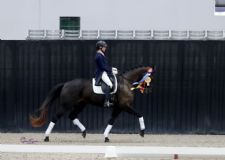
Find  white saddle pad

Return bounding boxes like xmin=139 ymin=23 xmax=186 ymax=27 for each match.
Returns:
xmin=92 ymin=76 xmax=117 ymax=94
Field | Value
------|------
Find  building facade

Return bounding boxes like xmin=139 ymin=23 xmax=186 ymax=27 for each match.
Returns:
xmin=0 ymin=0 xmax=224 ymax=39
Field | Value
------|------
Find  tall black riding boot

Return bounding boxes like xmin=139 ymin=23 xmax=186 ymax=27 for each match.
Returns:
xmin=104 ymin=86 xmax=113 ymax=107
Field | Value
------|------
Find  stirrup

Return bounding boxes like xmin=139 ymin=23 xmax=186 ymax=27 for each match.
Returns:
xmin=104 ymin=101 xmax=113 ymax=107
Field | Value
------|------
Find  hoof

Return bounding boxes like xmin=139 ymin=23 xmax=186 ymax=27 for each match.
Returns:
xmin=44 ymin=136 xmax=49 ymax=142
xmin=104 ymin=137 xmax=110 ymax=143
xmin=82 ymin=130 xmax=86 ymax=138
xmin=139 ymin=130 xmax=145 ymax=137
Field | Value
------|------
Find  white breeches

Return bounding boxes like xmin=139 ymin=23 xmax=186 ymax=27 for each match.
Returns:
xmin=101 ymin=71 xmax=113 ymax=88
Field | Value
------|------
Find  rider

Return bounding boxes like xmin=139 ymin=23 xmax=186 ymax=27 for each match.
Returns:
xmin=95 ymin=41 xmax=116 ymax=107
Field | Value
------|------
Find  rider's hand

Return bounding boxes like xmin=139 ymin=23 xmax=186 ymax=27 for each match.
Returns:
xmin=112 ymin=67 xmax=118 ymax=75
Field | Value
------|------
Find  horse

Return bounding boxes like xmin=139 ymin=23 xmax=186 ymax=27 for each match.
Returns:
xmin=30 ymin=66 xmax=154 ymax=142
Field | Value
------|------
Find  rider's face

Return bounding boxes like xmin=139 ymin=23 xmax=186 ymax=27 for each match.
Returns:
xmin=102 ymin=47 xmax=107 ymax=53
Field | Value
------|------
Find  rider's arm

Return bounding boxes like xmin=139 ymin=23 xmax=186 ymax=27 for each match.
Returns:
xmin=96 ymin=56 xmax=112 ymax=73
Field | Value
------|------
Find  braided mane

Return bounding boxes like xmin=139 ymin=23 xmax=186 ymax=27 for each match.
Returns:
xmin=122 ymin=65 xmax=148 ymax=74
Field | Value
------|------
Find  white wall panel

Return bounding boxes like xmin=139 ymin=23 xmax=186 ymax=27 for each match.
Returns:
xmin=0 ymin=0 xmax=224 ymax=39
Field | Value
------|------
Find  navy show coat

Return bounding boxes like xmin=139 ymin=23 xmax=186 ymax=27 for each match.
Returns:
xmin=95 ymin=52 xmax=112 ymax=84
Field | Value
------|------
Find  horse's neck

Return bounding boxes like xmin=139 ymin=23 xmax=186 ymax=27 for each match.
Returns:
xmin=123 ymin=67 xmax=147 ymax=83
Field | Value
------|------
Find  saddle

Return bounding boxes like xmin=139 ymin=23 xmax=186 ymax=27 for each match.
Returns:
xmin=92 ymin=75 xmax=118 ymax=94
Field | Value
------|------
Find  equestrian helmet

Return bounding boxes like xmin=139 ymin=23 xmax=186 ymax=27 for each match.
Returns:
xmin=96 ymin=41 xmax=107 ymax=49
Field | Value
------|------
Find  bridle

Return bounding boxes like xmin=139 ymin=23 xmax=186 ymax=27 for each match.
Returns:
xmin=118 ymin=71 xmax=152 ymax=84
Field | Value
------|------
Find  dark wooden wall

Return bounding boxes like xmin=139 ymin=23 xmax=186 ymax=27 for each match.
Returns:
xmin=0 ymin=40 xmax=225 ymax=134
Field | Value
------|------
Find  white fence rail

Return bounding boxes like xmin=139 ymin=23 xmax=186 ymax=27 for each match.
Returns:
xmin=26 ymin=29 xmax=225 ymax=40
xmin=1 ymin=144 xmax=225 ymax=159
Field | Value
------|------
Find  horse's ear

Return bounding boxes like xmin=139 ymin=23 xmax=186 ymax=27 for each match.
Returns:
xmin=150 ymin=65 xmax=155 ymax=69
xmin=147 ymin=65 xmax=156 ymax=72
xmin=152 ymin=65 xmax=156 ymax=71
xmin=146 ymin=66 xmax=153 ymax=72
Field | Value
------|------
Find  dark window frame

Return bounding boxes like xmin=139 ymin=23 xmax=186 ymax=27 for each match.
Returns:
xmin=60 ymin=17 xmax=80 ymax=30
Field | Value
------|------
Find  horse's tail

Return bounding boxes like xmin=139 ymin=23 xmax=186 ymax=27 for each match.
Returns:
xmin=29 ymin=83 xmax=64 ymax=127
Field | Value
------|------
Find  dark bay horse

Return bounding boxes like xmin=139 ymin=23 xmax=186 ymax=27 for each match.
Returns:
xmin=30 ymin=66 xmax=153 ymax=142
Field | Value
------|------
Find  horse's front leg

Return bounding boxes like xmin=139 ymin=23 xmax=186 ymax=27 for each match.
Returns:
xmin=68 ymin=105 xmax=86 ymax=138
xmin=126 ymin=107 xmax=145 ymax=137
xmin=139 ymin=116 xmax=145 ymax=137
xmin=103 ymin=107 xmax=121 ymax=142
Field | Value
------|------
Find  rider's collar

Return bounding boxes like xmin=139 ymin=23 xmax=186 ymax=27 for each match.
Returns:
xmin=97 ymin=50 xmax=105 ymax=56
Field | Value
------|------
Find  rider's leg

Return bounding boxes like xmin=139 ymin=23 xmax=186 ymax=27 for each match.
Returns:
xmin=101 ymin=71 xmax=113 ymax=107
xmin=101 ymin=71 xmax=113 ymax=88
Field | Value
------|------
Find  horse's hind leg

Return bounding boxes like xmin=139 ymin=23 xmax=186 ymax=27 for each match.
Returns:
xmin=125 ymin=107 xmax=145 ymax=137
xmin=68 ymin=105 xmax=86 ymax=138
xmin=104 ymin=107 xmax=121 ymax=142
xmin=44 ymin=106 xmax=67 ymax=142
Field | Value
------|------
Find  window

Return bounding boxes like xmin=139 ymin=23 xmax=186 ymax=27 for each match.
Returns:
xmin=215 ymin=0 xmax=225 ymax=16
xmin=60 ymin=17 xmax=80 ymax=30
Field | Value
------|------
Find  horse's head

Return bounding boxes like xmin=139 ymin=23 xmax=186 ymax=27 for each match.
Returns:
xmin=123 ymin=65 xmax=155 ymax=84
xmin=123 ymin=66 xmax=155 ymax=93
